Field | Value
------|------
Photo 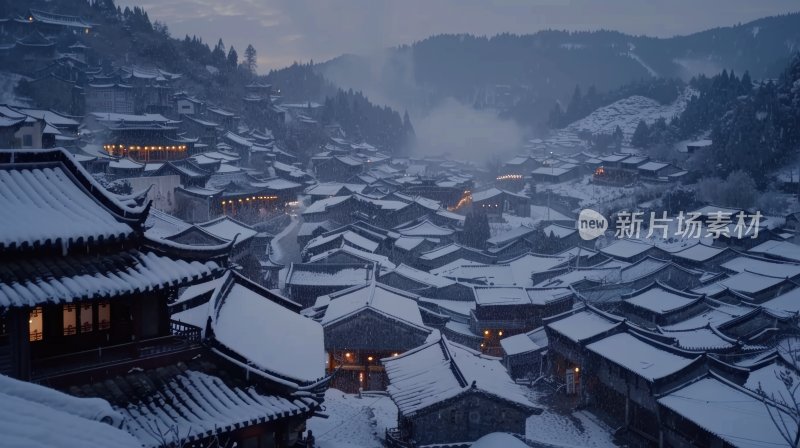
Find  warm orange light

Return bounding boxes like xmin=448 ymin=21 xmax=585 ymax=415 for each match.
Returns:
xmin=367 ymin=356 xmax=373 ymax=361
xmin=498 ymin=331 xmax=503 ymax=336
xmin=345 ymin=352 xmax=351 ymax=358
xmin=484 ymin=330 xmax=490 ymax=336
xmin=574 ymin=367 xmax=580 ymax=373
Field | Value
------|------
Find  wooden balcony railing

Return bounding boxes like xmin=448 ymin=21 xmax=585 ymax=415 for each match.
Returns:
xmin=31 ymin=321 xmax=203 ymax=381
xmin=170 ymin=319 xmax=202 ymax=343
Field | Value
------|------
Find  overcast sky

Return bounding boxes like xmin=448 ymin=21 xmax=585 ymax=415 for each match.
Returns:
xmin=119 ymin=0 xmax=799 ymax=73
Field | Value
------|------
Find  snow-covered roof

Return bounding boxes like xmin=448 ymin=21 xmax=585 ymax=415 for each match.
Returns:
xmin=744 ymin=356 xmax=800 ymax=403
xmin=108 ymin=157 xmax=144 ymax=170
xmin=419 ymin=243 xmax=465 ymax=260
xmin=0 ymin=374 xmax=140 ymax=448
xmin=687 ymin=139 xmax=712 ymax=147
xmin=321 ymin=281 xmax=427 ymax=329
xmin=623 ymin=282 xmax=703 ymax=315
xmin=16 ymin=108 xmax=79 ymax=127
xmin=531 ymin=166 xmax=575 ymax=177
xmin=444 ymin=264 xmax=522 ymax=286
xmin=252 ymin=177 xmax=302 ymax=191
xmin=471 ymin=187 xmax=528 ymax=203
xmin=534 ymin=264 xmax=627 ymax=288
xmin=721 ymin=256 xmax=800 ymax=278
xmin=198 ymin=215 xmax=258 ymax=244
xmin=393 ymin=236 xmax=432 ymax=251
xmin=546 ymin=308 xmax=621 ymax=343
xmin=305 ymin=182 xmax=366 ymax=196
xmin=388 ymin=264 xmax=457 ymax=288
xmin=658 ymin=375 xmax=790 ymax=448
xmin=716 ymin=271 xmax=786 ymax=295
xmin=2 ymin=250 xmax=221 ymax=308
xmin=297 ymin=220 xmax=333 ymax=237
xmin=0 ymin=160 xmax=136 ymax=251
xmin=749 ymin=239 xmax=800 ymax=262
xmin=397 ymin=220 xmax=454 ymax=237
xmin=210 ymin=272 xmax=325 ymax=383
xmin=305 ymin=230 xmax=380 ymax=254
xmin=302 ymin=195 xmax=351 ymax=215
xmin=80 ymin=361 xmax=318 ymax=448
xmin=309 ymin=245 xmax=396 ymax=270
xmin=599 ymin=238 xmax=656 ymax=259
xmin=661 ymin=300 xmax=752 ymax=331
xmin=287 ymin=263 xmax=371 ymax=287
xmin=90 ymin=112 xmax=172 ymax=123
xmin=761 ymin=287 xmax=800 ymax=315
xmin=486 ymin=225 xmax=535 ymax=246
xmin=587 ymin=332 xmax=697 ymax=381
xmin=658 ymin=327 xmax=735 ymax=351
xmin=500 ymin=327 xmax=548 ymax=356
xmin=383 ymin=336 xmax=537 ymax=416
xmin=333 ymin=155 xmax=363 ymax=166
xmin=637 ymin=161 xmax=670 ymax=171
xmin=543 ymin=223 xmax=576 ymax=239
xmin=504 ymin=252 xmax=570 ymax=278
xmin=670 ymin=242 xmax=726 ymax=262
xmin=28 ymin=9 xmax=94 ymax=29
xmin=471 ymin=433 xmax=530 ymax=448
xmin=473 ymin=286 xmax=571 ymax=306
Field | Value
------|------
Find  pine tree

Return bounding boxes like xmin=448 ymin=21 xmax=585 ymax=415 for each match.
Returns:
xmin=227 ymin=46 xmax=238 ymax=69
xmin=463 ymin=210 xmax=490 ymax=249
xmin=566 ymin=85 xmax=583 ymax=119
xmin=631 ymin=119 xmax=650 ymax=148
xmin=548 ymin=103 xmax=565 ymax=128
xmin=244 ymin=44 xmax=258 ymax=75
xmin=211 ymin=39 xmax=226 ymax=67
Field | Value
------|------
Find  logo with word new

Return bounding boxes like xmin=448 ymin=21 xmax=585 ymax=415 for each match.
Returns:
xmin=578 ymin=208 xmax=608 ymax=240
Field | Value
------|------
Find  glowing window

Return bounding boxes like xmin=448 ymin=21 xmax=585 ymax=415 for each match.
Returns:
xmin=63 ymin=304 xmax=77 ymax=336
xmin=98 ymin=302 xmax=111 ymax=330
xmin=29 ymin=307 xmax=43 ymax=341
xmin=80 ymin=303 xmax=94 ymax=333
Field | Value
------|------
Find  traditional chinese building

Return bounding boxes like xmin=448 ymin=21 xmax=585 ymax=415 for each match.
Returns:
xmin=87 ymin=112 xmax=194 ymax=162
xmin=306 ymin=281 xmax=432 ymax=393
xmin=0 ymin=148 xmax=329 ymax=447
xmin=383 ymin=336 xmax=540 ymax=447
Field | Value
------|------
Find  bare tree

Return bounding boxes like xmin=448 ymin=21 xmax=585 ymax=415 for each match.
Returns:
xmin=144 ymin=420 xmax=236 ymax=448
xmin=756 ymin=338 xmax=800 ymax=447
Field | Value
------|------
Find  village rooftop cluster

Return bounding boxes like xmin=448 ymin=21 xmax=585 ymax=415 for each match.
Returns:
xmin=1 ymin=6 xmax=800 ymax=448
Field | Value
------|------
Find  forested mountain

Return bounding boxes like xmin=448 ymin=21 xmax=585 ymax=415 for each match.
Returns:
xmin=318 ymin=13 xmax=800 ymax=125
xmin=635 ymin=54 xmax=800 ymax=187
xmin=265 ymin=63 xmax=414 ymax=153
xmin=2 ymin=0 xmax=414 ymax=153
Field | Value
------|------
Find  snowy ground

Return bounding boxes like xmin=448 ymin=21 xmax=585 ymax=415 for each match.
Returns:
xmin=309 ymin=388 xmax=618 ymax=448
xmin=521 ymin=384 xmax=619 ymax=448
xmin=526 ymin=409 xmax=618 ymax=448
xmin=271 ymin=214 xmax=302 ymax=289
xmin=489 ymin=208 xmax=575 ymax=237
xmin=307 ymin=389 xmax=397 ymax=448
xmin=565 ymin=87 xmax=697 ymax=141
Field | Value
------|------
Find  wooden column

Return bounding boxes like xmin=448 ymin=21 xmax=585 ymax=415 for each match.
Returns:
xmin=8 ymin=308 xmax=31 ymax=380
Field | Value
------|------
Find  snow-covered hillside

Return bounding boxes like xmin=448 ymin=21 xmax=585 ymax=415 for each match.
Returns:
xmin=566 ymin=87 xmax=697 ymax=140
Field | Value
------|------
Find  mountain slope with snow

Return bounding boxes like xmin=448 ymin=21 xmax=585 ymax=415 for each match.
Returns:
xmin=566 ymin=87 xmax=696 ymax=140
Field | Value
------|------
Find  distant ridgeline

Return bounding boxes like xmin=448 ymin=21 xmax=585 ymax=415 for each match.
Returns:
xmin=2 ymin=0 xmax=415 ymax=155
xmin=633 ymin=54 xmax=800 ymax=186
xmin=318 ymin=13 xmax=800 ymax=125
